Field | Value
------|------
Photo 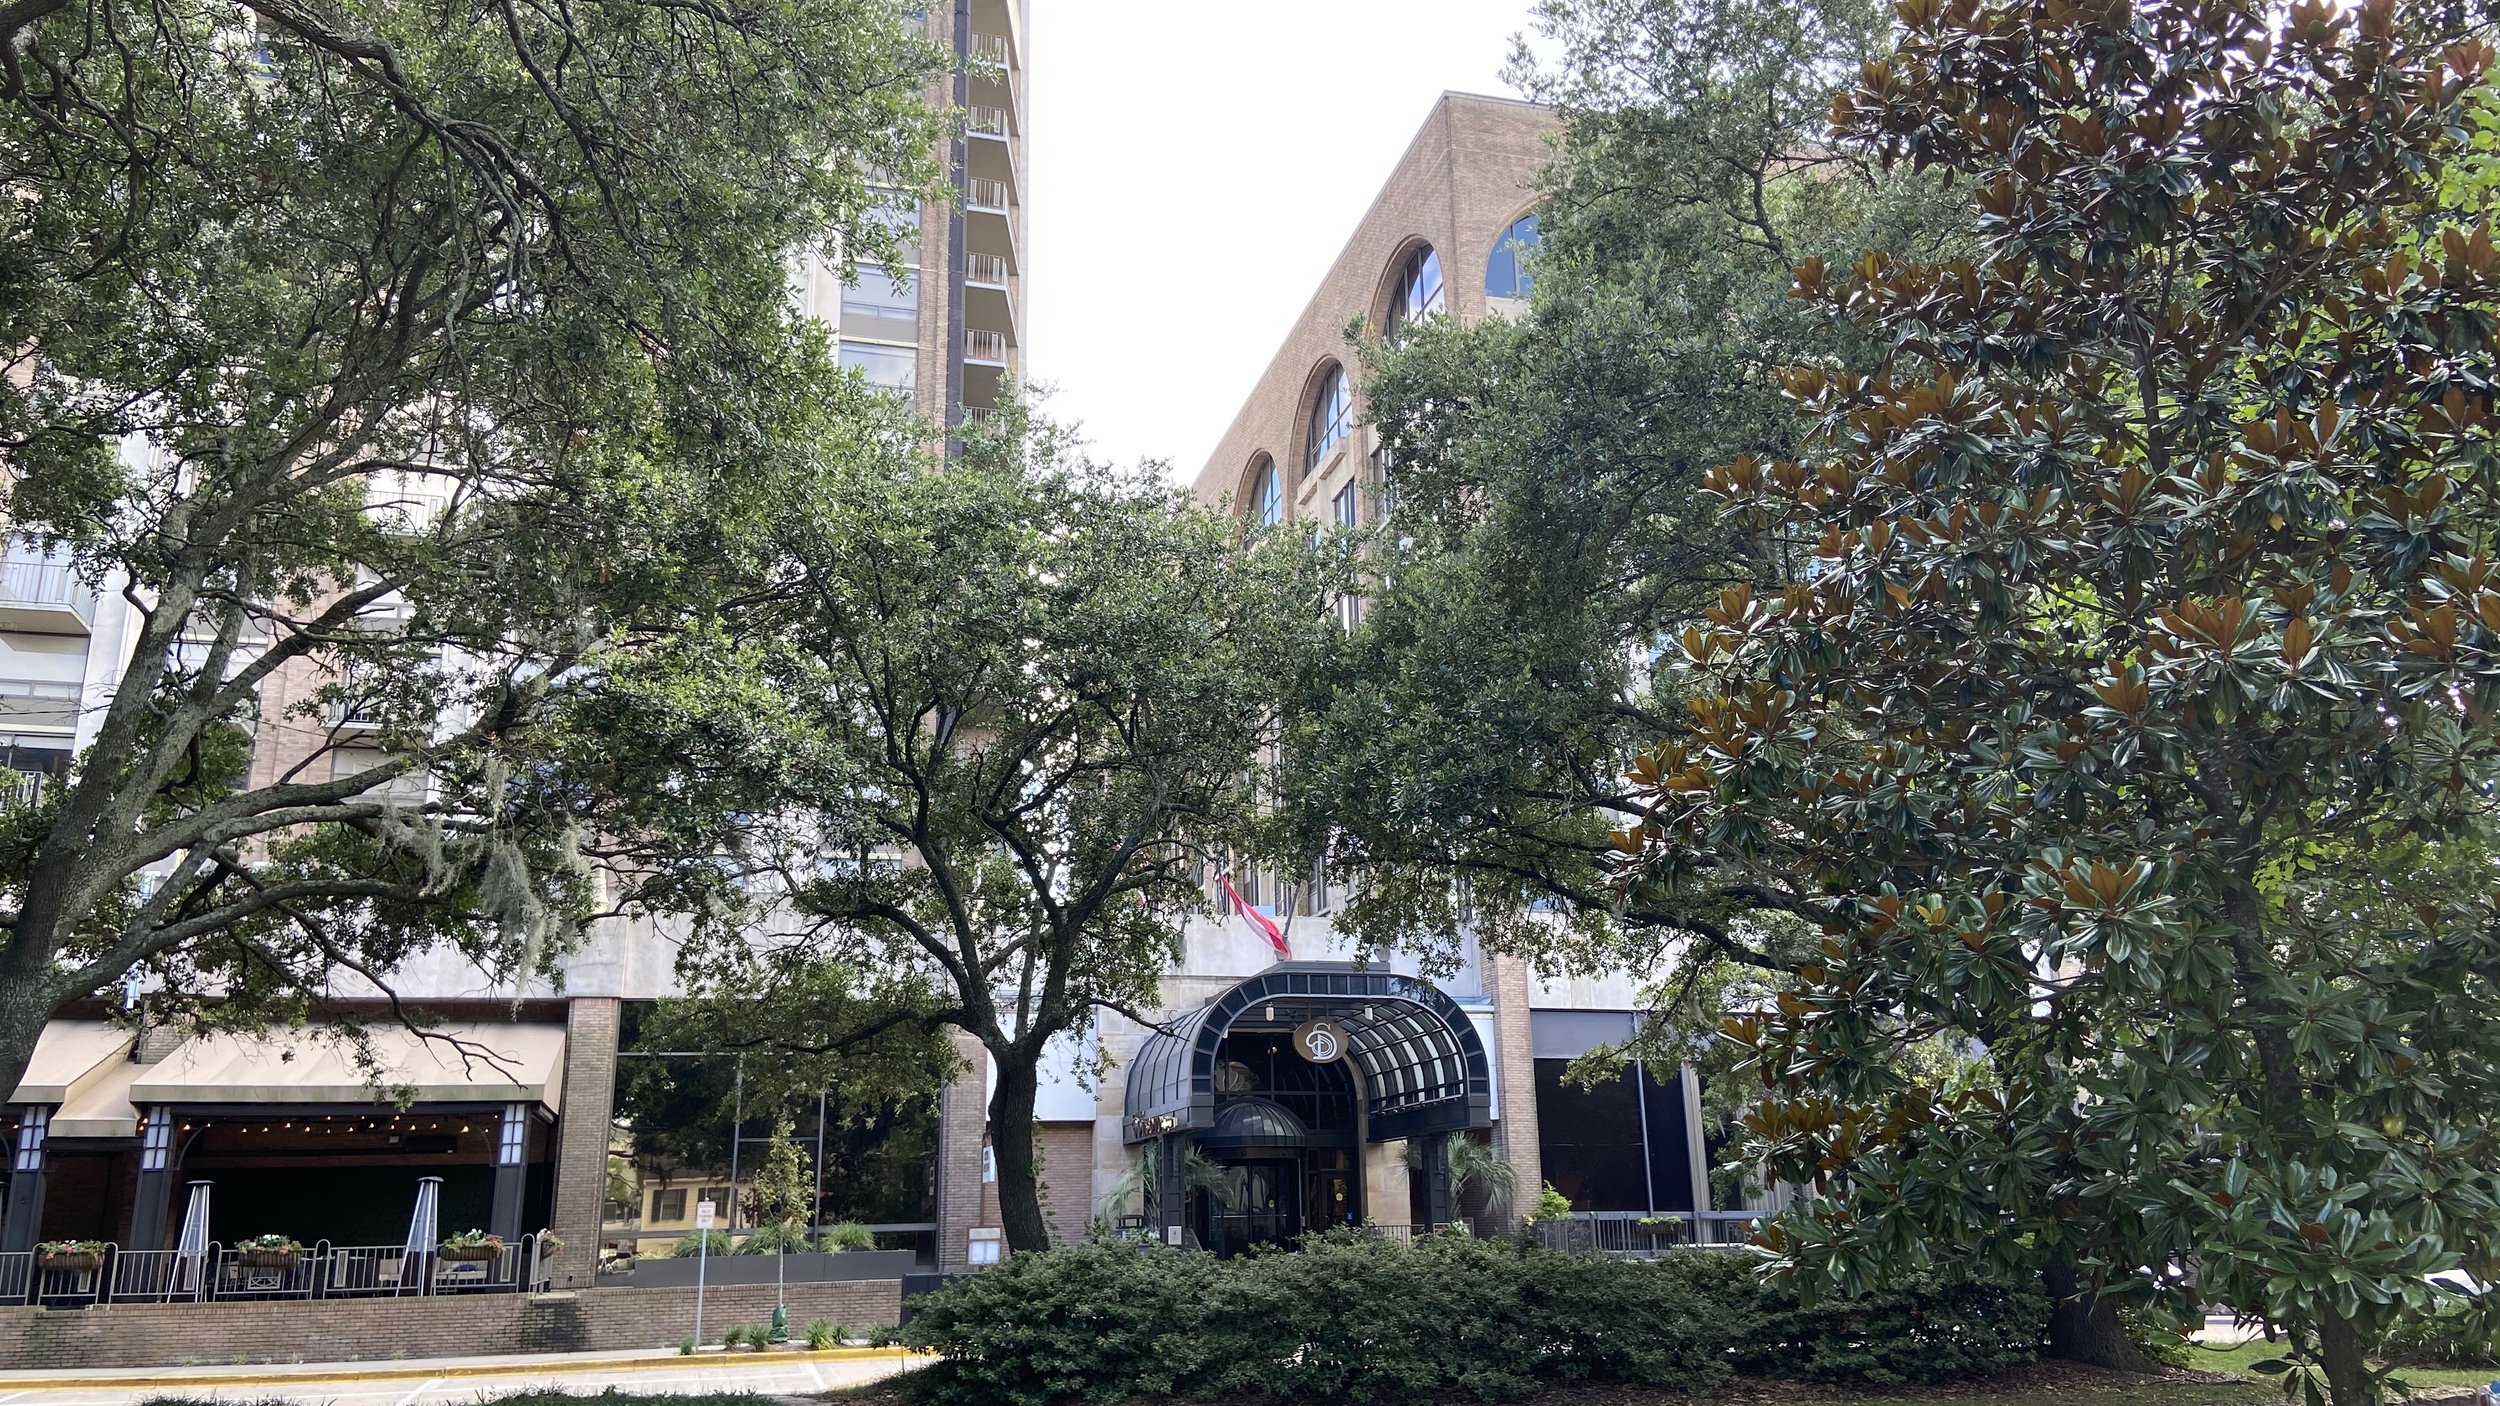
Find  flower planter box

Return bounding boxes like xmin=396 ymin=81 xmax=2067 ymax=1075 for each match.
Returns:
xmin=238 ymin=1250 xmax=302 ymax=1270
xmin=38 ymin=1252 xmax=101 ymax=1273
xmin=437 ymin=1245 xmax=502 ymax=1263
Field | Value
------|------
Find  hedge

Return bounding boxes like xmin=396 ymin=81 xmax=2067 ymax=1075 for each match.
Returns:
xmin=898 ymin=1232 xmax=2050 ymax=1405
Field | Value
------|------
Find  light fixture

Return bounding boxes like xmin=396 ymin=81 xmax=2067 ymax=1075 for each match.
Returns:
xmin=1264 ymin=1005 xmax=1274 ymax=1022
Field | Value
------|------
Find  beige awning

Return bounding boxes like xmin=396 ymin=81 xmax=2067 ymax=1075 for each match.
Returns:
xmin=130 ymin=1023 xmax=567 ymax=1113
xmin=51 ymin=1056 xmax=143 ymax=1139
xmin=8 ymin=1020 xmax=136 ymax=1105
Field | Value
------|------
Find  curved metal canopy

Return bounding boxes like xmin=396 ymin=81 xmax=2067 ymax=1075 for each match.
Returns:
xmin=1124 ymin=962 xmax=1492 ymax=1144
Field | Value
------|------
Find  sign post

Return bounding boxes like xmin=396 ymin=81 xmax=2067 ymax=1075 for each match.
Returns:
xmin=692 ymin=1198 xmax=716 ymax=1349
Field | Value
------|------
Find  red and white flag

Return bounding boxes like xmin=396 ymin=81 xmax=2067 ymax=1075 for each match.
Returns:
xmin=1219 ymin=873 xmax=1290 ymax=960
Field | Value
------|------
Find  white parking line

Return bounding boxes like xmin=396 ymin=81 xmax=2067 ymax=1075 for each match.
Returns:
xmin=394 ymin=1377 xmax=442 ymax=1406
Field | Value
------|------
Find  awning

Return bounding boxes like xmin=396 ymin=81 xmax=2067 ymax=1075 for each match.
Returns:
xmin=131 ymin=1023 xmax=567 ymax=1113
xmin=9 ymin=1020 xmax=136 ymax=1104
xmin=1124 ymin=962 xmax=1492 ymax=1144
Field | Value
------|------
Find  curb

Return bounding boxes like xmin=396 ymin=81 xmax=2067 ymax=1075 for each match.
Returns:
xmin=0 ymin=1345 xmax=930 ymax=1392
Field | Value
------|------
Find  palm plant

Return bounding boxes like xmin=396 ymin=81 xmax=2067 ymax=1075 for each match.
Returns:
xmin=1096 ymin=1142 xmax=1231 ymax=1222
xmin=1403 ymin=1135 xmax=1518 ymax=1224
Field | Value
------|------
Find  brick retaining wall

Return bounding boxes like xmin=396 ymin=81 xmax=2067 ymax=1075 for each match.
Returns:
xmin=0 ymin=1278 xmax=901 ymax=1371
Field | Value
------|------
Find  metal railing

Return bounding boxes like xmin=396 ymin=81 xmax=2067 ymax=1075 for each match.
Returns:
xmin=1529 ymin=1210 xmax=1760 ymax=1256
xmin=0 ymin=541 xmax=96 ymax=627
xmin=960 ymin=404 xmax=999 ymax=429
xmin=965 ymin=328 xmax=1008 ymax=364
xmin=969 ymin=31 xmax=1009 ymax=65
xmin=968 ymin=103 xmax=1010 ymax=137
xmin=965 ymin=176 xmax=1010 ymax=211
xmin=0 ymin=769 xmax=40 ymax=811
xmin=9 ymin=1234 xmax=558 ymax=1308
xmin=966 ymin=252 xmax=1009 ymax=285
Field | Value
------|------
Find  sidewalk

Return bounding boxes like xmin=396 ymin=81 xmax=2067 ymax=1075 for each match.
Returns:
xmin=0 ymin=1343 xmax=924 ymax=1405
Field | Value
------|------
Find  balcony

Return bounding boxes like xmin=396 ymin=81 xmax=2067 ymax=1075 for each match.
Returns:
xmin=966 ymin=176 xmax=1009 ymax=213
xmin=965 ymin=328 xmax=1008 ymax=366
xmin=966 ymin=252 xmax=1009 ymax=287
xmin=967 ymin=103 xmax=1012 ymax=140
xmin=1 ymin=769 xmax=40 ymax=811
xmin=969 ymin=31 xmax=1010 ymax=67
xmin=0 ymin=540 xmax=96 ymax=635
xmin=959 ymin=404 xmax=999 ymax=430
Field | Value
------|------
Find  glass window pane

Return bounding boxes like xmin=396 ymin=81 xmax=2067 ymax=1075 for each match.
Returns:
xmin=1486 ymin=215 xmax=1540 ymax=299
xmin=840 ymin=342 xmax=918 ymax=401
xmin=864 ymin=189 xmax=921 ymax=266
xmin=1533 ymin=1057 xmax=1648 ymax=1211
xmin=841 ymin=266 xmax=919 ymax=344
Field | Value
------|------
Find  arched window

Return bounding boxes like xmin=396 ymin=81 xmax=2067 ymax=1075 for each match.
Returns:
xmin=1248 ymin=455 xmax=1282 ymax=526
xmin=1484 ymin=214 xmax=1540 ymax=299
xmin=1304 ymin=365 xmax=1351 ymax=473
xmin=1384 ymin=243 xmax=1445 ymax=339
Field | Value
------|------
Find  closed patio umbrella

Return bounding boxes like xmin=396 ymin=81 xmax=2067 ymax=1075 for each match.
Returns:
xmin=168 ymin=1180 xmax=210 ymax=1301
xmin=400 ymin=1175 xmax=442 ymax=1296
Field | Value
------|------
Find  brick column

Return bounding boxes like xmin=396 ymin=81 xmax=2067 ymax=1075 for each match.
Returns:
xmin=1487 ymin=952 xmax=1542 ymax=1229
xmin=935 ymin=1031 xmax=988 ymax=1272
xmin=546 ymin=998 xmax=619 ymax=1289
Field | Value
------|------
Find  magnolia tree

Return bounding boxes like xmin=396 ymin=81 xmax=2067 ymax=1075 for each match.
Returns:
xmin=1618 ymin=2 xmax=2500 ymax=1402
xmin=0 ymin=0 xmax=941 ymax=1097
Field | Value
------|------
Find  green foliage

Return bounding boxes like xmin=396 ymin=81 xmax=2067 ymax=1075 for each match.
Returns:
xmin=820 ymin=1222 xmax=877 ymax=1253
xmin=1615 ymin=4 xmax=2500 ymax=1404
xmin=670 ymin=1232 xmax=731 ymax=1259
xmin=1526 ymin=1183 xmax=1574 ymax=1225
xmin=677 ymin=1337 xmax=695 ymax=1356
xmin=729 ymin=1224 xmax=808 ymax=1256
xmin=1401 ymin=1136 xmax=1520 ymax=1223
xmin=579 ymin=404 xmax=1343 ymax=1250
xmin=899 ymin=1237 xmax=2045 ymax=1405
xmin=2380 ymin=1293 xmax=2500 ymax=1368
xmin=0 ymin=0 xmax=946 ymax=1101
xmin=1276 ymin=0 xmax=1959 ymax=991
xmin=803 ymin=1318 xmax=845 ymax=1350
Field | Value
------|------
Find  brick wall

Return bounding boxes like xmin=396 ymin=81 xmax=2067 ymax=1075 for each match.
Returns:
xmin=546 ymin=997 xmax=620 ymax=1288
xmin=0 ymin=1278 xmax=901 ymax=1371
xmin=1488 ymin=952 xmax=1543 ymax=1227
xmin=1035 ymin=1122 xmax=1094 ymax=1246
xmin=935 ymin=1032 xmax=987 ymax=1271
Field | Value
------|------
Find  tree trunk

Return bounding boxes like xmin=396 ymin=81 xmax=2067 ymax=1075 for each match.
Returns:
xmin=2044 ymin=1259 xmax=2163 ymax=1373
xmin=2317 ymin=1310 xmax=2376 ymax=1406
xmin=0 ymin=956 xmax=58 ymax=1115
xmin=987 ymin=1053 xmax=1050 ymax=1253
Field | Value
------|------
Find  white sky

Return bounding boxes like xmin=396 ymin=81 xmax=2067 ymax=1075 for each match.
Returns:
xmin=1023 ymin=0 xmax=1541 ymax=483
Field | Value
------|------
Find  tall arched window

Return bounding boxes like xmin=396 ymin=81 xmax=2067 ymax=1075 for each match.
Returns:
xmin=1384 ymin=243 xmax=1445 ymax=339
xmin=1248 ymin=455 xmax=1282 ymax=526
xmin=1304 ymin=365 xmax=1351 ymax=473
xmin=1484 ymin=214 xmax=1540 ymax=299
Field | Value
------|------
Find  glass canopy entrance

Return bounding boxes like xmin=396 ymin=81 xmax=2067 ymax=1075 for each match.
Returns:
xmin=1123 ymin=963 xmax=1493 ymax=1251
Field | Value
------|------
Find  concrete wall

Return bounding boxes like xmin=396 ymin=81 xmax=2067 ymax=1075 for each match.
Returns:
xmin=0 ymin=1279 xmax=900 ymax=1371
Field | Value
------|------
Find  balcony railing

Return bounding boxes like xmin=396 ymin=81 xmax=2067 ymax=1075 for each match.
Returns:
xmin=968 ymin=103 xmax=1010 ymax=138
xmin=965 ymin=176 xmax=1010 ymax=211
xmin=0 ymin=540 xmax=96 ymax=631
xmin=1 ymin=769 xmax=41 ymax=811
xmin=965 ymin=328 xmax=1008 ymax=364
xmin=6 ymin=1235 xmax=557 ymax=1308
xmin=969 ymin=31 xmax=1009 ymax=66
xmin=960 ymin=404 xmax=999 ymax=429
xmin=966 ymin=252 xmax=1009 ymax=285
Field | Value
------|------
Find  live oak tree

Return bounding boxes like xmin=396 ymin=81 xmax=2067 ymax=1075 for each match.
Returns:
xmin=0 ymin=0 xmax=943 ymax=1101
xmin=1617 ymin=3 xmax=2500 ymax=1402
xmin=571 ymin=411 xmax=1343 ymax=1252
xmin=1276 ymin=0 xmax=1958 ymax=987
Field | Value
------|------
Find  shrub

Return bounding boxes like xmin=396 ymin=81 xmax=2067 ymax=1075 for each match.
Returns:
xmin=671 ymin=1230 xmax=732 ymax=1258
xmin=898 ymin=1235 xmax=2044 ymax=1405
xmin=821 ymin=1221 xmax=878 ymax=1252
xmin=2381 ymin=1292 xmax=2500 ymax=1367
xmin=804 ymin=1318 xmax=845 ymax=1349
xmin=733 ymin=1224 xmax=809 ymax=1255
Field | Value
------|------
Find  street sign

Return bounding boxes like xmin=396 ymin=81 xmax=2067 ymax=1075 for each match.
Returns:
xmin=694 ymin=1200 xmax=717 ymax=1230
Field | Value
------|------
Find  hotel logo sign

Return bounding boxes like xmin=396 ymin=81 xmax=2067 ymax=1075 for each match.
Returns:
xmin=1293 ymin=1018 xmax=1348 ymax=1064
